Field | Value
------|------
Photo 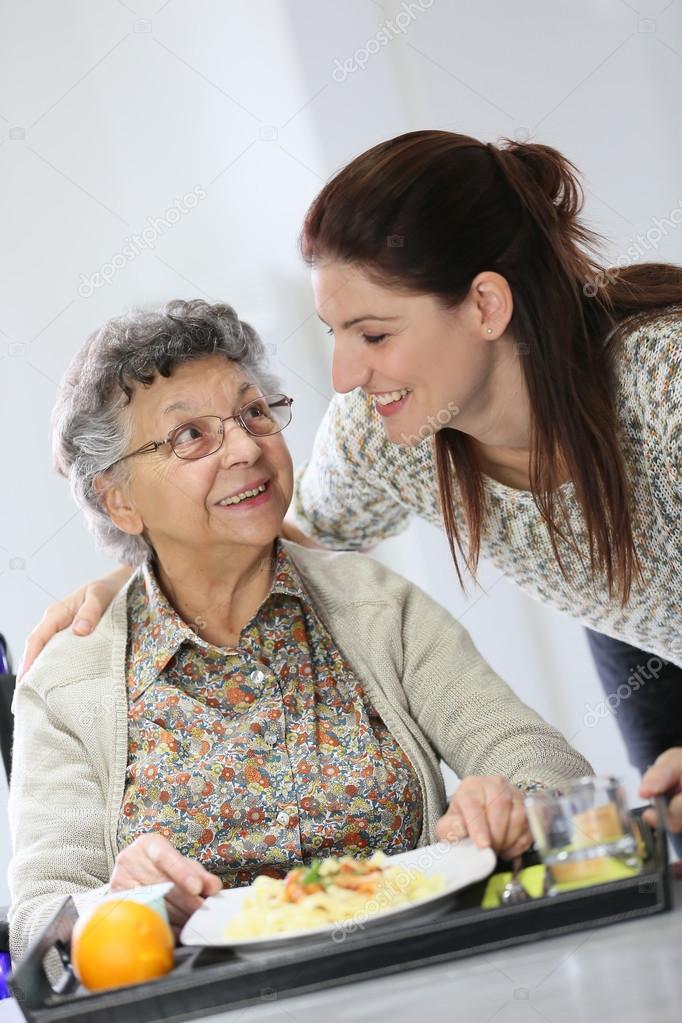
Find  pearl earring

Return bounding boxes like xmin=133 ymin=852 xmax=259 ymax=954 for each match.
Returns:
xmin=486 ymin=328 xmax=493 ymax=335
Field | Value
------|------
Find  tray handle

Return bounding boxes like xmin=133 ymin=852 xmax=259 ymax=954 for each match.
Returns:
xmin=9 ymin=897 xmax=80 ymax=1009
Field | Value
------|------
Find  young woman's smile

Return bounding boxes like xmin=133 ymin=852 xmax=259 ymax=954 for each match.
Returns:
xmin=370 ymin=388 xmax=412 ymax=417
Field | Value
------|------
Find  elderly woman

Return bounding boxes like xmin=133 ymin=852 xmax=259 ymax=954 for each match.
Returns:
xmin=8 ymin=299 xmax=591 ymax=961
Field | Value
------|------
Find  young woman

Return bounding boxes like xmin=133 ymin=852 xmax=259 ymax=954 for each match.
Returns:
xmin=19 ymin=130 xmax=682 ymax=831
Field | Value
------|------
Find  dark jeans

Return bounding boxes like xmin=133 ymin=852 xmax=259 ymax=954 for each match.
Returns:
xmin=585 ymin=628 xmax=682 ymax=856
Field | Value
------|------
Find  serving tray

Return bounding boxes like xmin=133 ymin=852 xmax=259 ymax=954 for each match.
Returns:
xmin=9 ymin=805 xmax=672 ymax=1023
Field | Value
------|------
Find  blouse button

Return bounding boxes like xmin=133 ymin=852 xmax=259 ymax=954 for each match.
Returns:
xmin=250 ymin=669 xmax=265 ymax=683
xmin=265 ymin=732 xmax=278 ymax=746
xmin=276 ymin=811 xmax=291 ymax=826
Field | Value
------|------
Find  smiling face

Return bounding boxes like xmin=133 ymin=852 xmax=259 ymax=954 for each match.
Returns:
xmin=312 ymin=261 xmax=513 ymax=446
xmin=100 ymin=354 xmax=293 ymax=563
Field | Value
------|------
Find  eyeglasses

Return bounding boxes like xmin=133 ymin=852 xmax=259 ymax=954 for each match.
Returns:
xmin=108 ymin=393 xmax=293 ymax=468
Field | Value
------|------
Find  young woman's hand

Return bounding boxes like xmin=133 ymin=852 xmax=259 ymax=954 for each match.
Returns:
xmin=18 ymin=565 xmax=133 ymax=679
xmin=640 ymin=747 xmax=682 ymax=833
xmin=435 ymin=775 xmax=532 ymax=859
xmin=110 ymin=833 xmax=222 ymax=933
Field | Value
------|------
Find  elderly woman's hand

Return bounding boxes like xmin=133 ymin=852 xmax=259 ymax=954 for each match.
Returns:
xmin=110 ymin=833 xmax=222 ymax=933
xmin=435 ymin=775 xmax=533 ymax=859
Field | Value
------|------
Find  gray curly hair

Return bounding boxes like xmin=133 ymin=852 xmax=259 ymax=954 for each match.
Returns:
xmin=52 ymin=299 xmax=281 ymax=566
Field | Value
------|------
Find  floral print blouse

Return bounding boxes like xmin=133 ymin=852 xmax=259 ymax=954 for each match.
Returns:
xmin=118 ymin=541 xmax=423 ymax=887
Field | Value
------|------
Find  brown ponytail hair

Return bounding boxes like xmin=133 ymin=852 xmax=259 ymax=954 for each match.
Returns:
xmin=300 ymin=130 xmax=682 ymax=603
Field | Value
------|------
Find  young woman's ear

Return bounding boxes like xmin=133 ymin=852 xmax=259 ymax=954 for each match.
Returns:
xmin=93 ymin=474 xmax=145 ymax=536
xmin=471 ymin=271 xmax=514 ymax=339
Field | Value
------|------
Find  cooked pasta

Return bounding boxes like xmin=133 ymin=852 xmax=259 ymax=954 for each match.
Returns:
xmin=225 ymin=852 xmax=445 ymax=939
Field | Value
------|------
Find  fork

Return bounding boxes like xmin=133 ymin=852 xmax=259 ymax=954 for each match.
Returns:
xmin=500 ymin=856 xmax=531 ymax=906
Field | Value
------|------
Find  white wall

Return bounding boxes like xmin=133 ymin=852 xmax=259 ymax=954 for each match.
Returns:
xmin=2 ymin=0 xmax=681 ymax=904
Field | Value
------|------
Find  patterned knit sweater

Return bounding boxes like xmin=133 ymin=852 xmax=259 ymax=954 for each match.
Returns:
xmin=293 ymin=312 xmax=682 ymax=666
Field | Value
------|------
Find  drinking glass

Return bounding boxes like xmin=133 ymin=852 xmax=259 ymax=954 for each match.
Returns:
xmin=524 ymin=776 xmax=642 ymax=892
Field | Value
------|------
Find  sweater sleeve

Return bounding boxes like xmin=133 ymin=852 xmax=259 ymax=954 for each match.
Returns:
xmin=397 ymin=582 xmax=594 ymax=788
xmin=652 ymin=319 xmax=682 ymax=496
xmin=618 ymin=312 xmax=682 ymax=504
xmin=8 ymin=674 xmax=111 ymax=963
xmin=292 ymin=389 xmax=414 ymax=549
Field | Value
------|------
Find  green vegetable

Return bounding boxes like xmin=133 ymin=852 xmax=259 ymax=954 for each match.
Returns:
xmin=300 ymin=860 xmax=326 ymax=886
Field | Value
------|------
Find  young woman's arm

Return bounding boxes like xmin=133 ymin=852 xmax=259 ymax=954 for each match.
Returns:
xmin=18 ymin=565 xmax=133 ymax=678
xmin=20 ymin=523 xmax=325 ymax=676
xmin=280 ymin=519 xmax=326 ymax=549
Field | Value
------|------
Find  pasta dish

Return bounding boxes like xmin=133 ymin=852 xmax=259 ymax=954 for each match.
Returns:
xmin=224 ymin=851 xmax=445 ymax=939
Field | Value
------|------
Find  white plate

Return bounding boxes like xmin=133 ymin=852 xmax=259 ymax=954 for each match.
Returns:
xmin=180 ymin=840 xmax=495 ymax=954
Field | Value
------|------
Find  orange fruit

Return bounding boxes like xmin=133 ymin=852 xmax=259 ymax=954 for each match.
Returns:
xmin=71 ymin=899 xmax=174 ymax=991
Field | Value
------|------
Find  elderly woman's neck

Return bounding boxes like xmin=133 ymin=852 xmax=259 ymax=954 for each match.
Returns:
xmin=153 ymin=540 xmax=277 ymax=648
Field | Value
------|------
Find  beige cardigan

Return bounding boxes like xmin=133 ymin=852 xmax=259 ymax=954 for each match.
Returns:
xmin=8 ymin=542 xmax=592 ymax=961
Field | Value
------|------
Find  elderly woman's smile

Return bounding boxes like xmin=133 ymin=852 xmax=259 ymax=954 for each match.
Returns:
xmin=215 ymin=481 xmax=269 ymax=508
